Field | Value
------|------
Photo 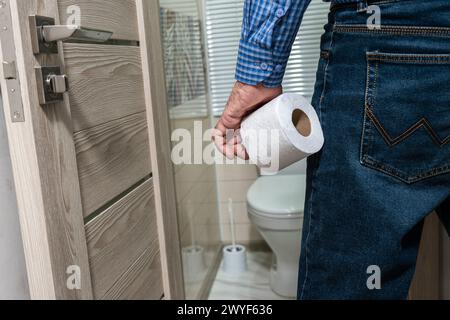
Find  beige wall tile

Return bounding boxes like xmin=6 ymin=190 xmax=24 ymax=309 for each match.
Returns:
xmin=219 ymin=201 xmax=251 ymax=225
xmin=221 ymin=223 xmax=263 ymax=243
xmin=179 ymin=215 xmax=222 ymax=249
xmin=217 ymin=180 xmax=254 ymax=203
xmin=196 ymin=202 xmax=221 ymax=225
xmin=175 ymin=164 xmax=216 ymax=183
xmin=178 ymin=181 xmax=215 ymax=205
xmin=216 ymin=164 xmax=258 ymax=181
xmin=172 ymin=117 xmax=263 ymax=246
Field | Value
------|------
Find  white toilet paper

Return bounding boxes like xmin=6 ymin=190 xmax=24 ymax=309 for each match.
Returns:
xmin=240 ymin=93 xmax=324 ymax=175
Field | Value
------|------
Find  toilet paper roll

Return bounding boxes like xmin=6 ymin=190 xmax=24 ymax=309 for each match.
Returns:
xmin=240 ymin=93 xmax=324 ymax=175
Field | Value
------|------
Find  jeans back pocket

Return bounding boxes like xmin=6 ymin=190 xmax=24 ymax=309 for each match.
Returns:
xmin=361 ymin=51 xmax=450 ymax=183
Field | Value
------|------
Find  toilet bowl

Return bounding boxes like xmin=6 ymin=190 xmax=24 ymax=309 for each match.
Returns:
xmin=247 ymin=174 xmax=306 ymax=298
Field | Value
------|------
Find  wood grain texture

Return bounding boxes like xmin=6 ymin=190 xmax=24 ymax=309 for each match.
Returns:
xmin=137 ymin=0 xmax=185 ymax=299
xmin=409 ymin=213 xmax=441 ymax=300
xmin=63 ymin=43 xmax=145 ymax=132
xmin=74 ymin=112 xmax=151 ymax=217
xmin=102 ymin=245 xmax=163 ymax=300
xmin=1 ymin=0 xmax=93 ymax=299
xmin=58 ymin=0 xmax=139 ymax=41
xmin=441 ymin=225 xmax=450 ymax=299
xmin=85 ymin=179 xmax=159 ymax=299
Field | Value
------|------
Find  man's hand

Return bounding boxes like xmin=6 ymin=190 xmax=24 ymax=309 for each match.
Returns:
xmin=213 ymin=81 xmax=282 ymax=160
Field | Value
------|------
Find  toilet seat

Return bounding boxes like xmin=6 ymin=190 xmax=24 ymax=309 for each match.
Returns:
xmin=247 ymin=174 xmax=306 ymax=219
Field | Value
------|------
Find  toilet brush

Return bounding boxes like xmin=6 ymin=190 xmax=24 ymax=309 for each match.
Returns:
xmin=222 ymin=198 xmax=247 ymax=274
xmin=229 ymin=198 xmax=237 ymax=251
xmin=182 ymin=202 xmax=206 ymax=282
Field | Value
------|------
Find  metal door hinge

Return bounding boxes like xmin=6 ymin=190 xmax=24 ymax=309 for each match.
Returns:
xmin=2 ymin=61 xmax=16 ymax=79
xmin=35 ymin=66 xmax=69 ymax=105
xmin=29 ymin=15 xmax=113 ymax=54
xmin=0 ymin=0 xmax=24 ymax=122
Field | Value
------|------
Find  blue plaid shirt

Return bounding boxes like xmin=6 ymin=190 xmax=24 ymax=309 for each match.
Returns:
xmin=235 ymin=0 xmax=358 ymax=87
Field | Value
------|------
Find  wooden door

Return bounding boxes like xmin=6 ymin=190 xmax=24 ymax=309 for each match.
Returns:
xmin=0 ymin=0 xmax=183 ymax=300
xmin=409 ymin=213 xmax=441 ymax=300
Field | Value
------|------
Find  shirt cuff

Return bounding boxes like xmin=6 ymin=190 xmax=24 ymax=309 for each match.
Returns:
xmin=235 ymin=39 xmax=288 ymax=88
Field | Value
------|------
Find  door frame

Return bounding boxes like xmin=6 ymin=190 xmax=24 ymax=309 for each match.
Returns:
xmin=136 ymin=0 xmax=185 ymax=300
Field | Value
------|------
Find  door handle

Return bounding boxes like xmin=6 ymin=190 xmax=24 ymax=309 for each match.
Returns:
xmin=30 ymin=15 xmax=113 ymax=54
xmin=35 ymin=66 xmax=69 ymax=105
xmin=45 ymin=73 xmax=68 ymax=94
xmin=41 ymin=25 xmax=113 ymax=43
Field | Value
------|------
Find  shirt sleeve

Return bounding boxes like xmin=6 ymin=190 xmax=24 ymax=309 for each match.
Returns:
xmin=235 ymin=0 xmax=312 ymax=87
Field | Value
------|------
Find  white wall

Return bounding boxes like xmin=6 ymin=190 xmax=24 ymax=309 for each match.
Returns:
xmin=0 ymin=94 xmax=29 ymax=299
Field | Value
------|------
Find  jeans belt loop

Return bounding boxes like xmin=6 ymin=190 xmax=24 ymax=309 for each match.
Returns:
xmin=357 ymin=0 xmax=369 ymax=12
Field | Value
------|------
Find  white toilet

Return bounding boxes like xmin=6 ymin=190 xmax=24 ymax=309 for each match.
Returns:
xmin=247 ymin=161 xmax=307 ymax=298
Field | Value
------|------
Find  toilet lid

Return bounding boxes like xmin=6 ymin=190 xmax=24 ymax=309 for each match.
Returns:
xmin=247 ymin=174 xmax=306 ymax=218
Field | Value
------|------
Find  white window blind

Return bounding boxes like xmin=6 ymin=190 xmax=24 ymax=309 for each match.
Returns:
xmin=160 ymin=0 xmax=201 ymax=16
xmin=160 ymin=0 xmax=209 ymax=119
xmin=204 ymin=0 xmax=330 ymax=116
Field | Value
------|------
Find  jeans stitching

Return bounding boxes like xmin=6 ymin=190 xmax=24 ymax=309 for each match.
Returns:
xmin=364 ymin=156 xmax=450 ymax=183
xmin=334 ymin=24 xmax=450 ymax=37
xmin=362 ymin=53 xmax=450 ymax=183
xmin=367 ymin=108 xmax=450 ymax=147
xmin=371 ymin=0 xmax=411 ymax=4
xmin=319 ymin=51 xmax=330 ymax=104
xmin=368 ymin=57 xmax=450 ymax=63
xmin=368 ymin=52 xmax=450 ymax=60
xmin=368 ymin=61 xmax=379 ymax=155
xmin=360 ymin=56 xmax=373 ymax=163
xmin=365 ymin=54 xmax=450 ymax=148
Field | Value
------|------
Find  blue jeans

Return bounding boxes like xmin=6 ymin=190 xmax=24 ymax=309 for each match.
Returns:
xmin=298 ymin=0 xmax=450 ymax=299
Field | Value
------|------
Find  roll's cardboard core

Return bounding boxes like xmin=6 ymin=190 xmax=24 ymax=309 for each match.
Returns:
xmin=292 ymin=109 xmax=312 ymax=137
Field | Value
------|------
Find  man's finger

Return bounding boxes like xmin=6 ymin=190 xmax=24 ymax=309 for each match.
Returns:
xmin=234 ymin=143 xmax=249 ymax=160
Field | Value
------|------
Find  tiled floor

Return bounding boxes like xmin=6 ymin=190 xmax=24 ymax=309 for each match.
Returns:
xmin=208 ymin=250 xmax=293 ymax=300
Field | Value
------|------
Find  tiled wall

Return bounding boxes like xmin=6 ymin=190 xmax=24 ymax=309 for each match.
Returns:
xmin=172 ymin=117 xmax=221 ymax=248
xmin=211 ymin=116 xmax=263 ymax=244
xmin=171 ymin=117 xmax=222 ymax=299
xmin=174 ymin=116 xmax=263 ymax=250
xmin=216 ymin=163 xmax=262 ymax=244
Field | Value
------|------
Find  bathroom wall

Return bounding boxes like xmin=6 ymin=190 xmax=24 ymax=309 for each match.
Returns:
xmin=159 ymin=0 xmax=222 ymax=299
xmin=216 ymin=162 xmax=262 ymax=244
xmin=0 ymin=94 xmax=30 ymax=299
xmin=212 ymin=115 xmax=262 ymax=244
xmin=171 ymin=117 xmax=222 ymax=300
xmin=171 ymin=117 xmax=221 ymax=255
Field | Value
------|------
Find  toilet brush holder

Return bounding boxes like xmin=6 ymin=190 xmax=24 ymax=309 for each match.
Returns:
xmin=222 ymin=245 xmax=247 ymax=274
xmin=182 ymin=245 xmax=206 ymax=282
